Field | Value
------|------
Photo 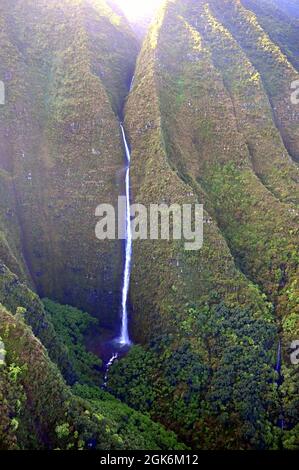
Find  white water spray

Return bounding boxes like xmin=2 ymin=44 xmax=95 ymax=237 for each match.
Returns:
xmin=130 ymin=75 xmax=135 ymax=91
xmin=117 ymin=124 xmax=132 ymax=346
xmin=103 ymin=352 xmax=118 ymax=388
xmin=102 ymin=125 xmax=132 ymax=386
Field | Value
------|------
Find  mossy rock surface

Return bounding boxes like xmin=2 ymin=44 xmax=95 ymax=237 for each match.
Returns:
xmin=0 ymin=0 xmax=299 ymax=451
xmin=110 ymin=0 xmax=299 ymax=449
xmin=0 ymin=0 xmax=138 ymax=325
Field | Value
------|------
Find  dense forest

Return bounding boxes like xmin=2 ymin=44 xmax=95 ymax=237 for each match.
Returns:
xmin=0 ymin=0 xmax=299 ymax=452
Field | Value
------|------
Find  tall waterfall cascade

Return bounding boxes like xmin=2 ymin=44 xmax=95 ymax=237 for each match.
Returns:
xmin=118 ymin=124 xmax=132 ymax=346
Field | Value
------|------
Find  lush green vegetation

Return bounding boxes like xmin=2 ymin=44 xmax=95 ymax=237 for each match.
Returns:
xmin=109 ymin=304 xmax=281 ymax=449
xmin=0 ymin=0 xmax=299 ymax=451
xmin=124 ymin=0 xmax=299 ymax=449
xmin=0 ymin=264 xmax=77 ymax=384
xmin=43 ymin=299 xmax=102 ymax=386
xmin=0 ymin=305 xmax=184 ymax=450
xmin=72 ymin=384 xmax=186 ymax=450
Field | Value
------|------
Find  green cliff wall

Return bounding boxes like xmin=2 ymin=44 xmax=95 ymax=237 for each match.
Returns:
xmin=0 ymin=0 xmax=138 ymax=326
xmin=1 ymin=0 xmax=299 ymax=451
xmin=109 ymin=0 xmax=299 ymax=449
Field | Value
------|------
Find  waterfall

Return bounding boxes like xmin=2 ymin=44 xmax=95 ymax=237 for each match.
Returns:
xmin=102 ymin=124 xmax=132 ymax=387
xmin=117 ymin=124 xmax=132 ymax=346
xmin=130 ymin=75 xmax=135 ymax=91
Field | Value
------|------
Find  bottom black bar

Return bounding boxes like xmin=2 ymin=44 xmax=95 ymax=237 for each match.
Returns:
xmin=0 ymin=450 xmax=298 ymax=466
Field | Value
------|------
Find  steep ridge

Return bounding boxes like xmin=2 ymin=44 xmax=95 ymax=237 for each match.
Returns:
xmin=167 ymin=0 xmax=299 ymax=303
xmin=0 ymin=0 xmax=138 ymax=327
xmin=241 ymin=0 xmax=299 ymax=71
xmin=109 ymin=0 xmax=279 ymax=450
xmin=0 ymin=11 xmax=33 ymax=285
xmin=0 ymin=2 xmax=187 ymax=450
xmin=271 ymin=0 xmax=299 ymax=18
xmin=189 ymin=2 xmax=299 ymax=205
xmin=0 ymin=0 xmax=298 ymax=451
xmin=0 ymin=263 xmax=77 ymax=384
xmin=210 ymin=0 xmax=299 ymax=164
xmin=108 ymin=0 xmax=299 ymax=449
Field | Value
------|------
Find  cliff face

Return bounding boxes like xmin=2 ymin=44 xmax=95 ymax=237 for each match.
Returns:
xmin=110 ymin=0 xmax=299 ymax=449
xmin=211 ymin=0 xmax=299 ymax=164
xmin=0 ymin=0 xmax=138 ymax=326
xmin=0 ymin=0 xmax=299 ymax=451
xmin=241 ymin=0 xmax=299 ymax=72
xmin=271 ymin=0 xmax=299 ymax=18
